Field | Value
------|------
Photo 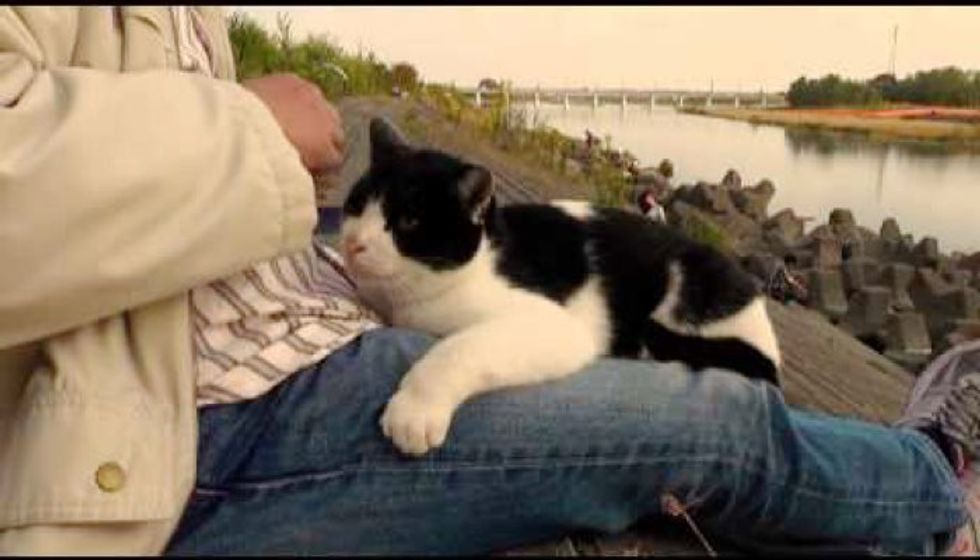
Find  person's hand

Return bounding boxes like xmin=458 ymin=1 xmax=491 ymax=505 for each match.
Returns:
xmin=242 ymin=73 xmax=345 ymax=174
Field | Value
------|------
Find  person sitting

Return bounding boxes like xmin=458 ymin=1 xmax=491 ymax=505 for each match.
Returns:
xmin=4 ymin=7 xmax=980 ymax=557
xmin=637 ymin=188 xmax=667 ymax=223
xmin=768 ymin=254 xmax=810 ymax=305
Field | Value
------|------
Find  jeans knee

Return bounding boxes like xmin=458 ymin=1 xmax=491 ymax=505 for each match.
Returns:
xmin=360 ymin=326 xmax=435 ymax=356
xmin=354 ymin=327 xmax=437 ymax=381
xmin=691 ymin=369 xmax=775 ymax=444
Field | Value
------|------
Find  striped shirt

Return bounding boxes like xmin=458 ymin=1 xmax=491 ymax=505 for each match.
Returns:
xmin=191 ymin=241 xmax=381 ymax=407
xmin=170 ymin=8 xmax=380 ymax=406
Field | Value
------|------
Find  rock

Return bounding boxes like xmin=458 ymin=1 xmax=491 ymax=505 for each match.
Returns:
xmin=762 ymin=209 xmax=806 ymax=249
xmin=740 ymin=252 xmax=781 ymax=287
xmin=721 ymin=169 xmax=742 ymax=189
xmin=912 ymin=237 xmax=941 ymax=268
xmin=842 ymin=257 xmax=883 ymax=295
xmin=934 ymin=318 xmax=980 ymax=358
xmin=807 ymin=268 xmax=849 ymax=319
xmin=788 ymin=248 xmax=815 ymax=269
xmin=909 ymin=269 xmax=980 ymax=342
xmin=828 ymin=208 xmax=857 ymax=230
xmin=943 ymin=268 xmax=974 ymax=289
xmin=937 ymin=255 xmax=961 ymax=278
xmin=678 ymin=181 xmax=738 ymax=215
xmin=884 ymin=312 xmax=933 ymax=370
xmin=910 ymin=267 xmax=957 ymax=300
xmin=809 ymin=236 xmax=843 ymax=269
xmin=881 ymin=263 xmax=916 ymax=311
xmin=841 ymin=286 xmax=893 ymax=338
xmin=961 ymin=252 xmax=980 ymax=274
xmin=880 ymin=217 xmax=902 ymax=244
xmin=808 ymin=223 xmax=834 ymax=241
xmin=731 ymin=180 xmax=775 ymax=222
xmin=713 ymin=212 xmax=769 ymax=255
xmin=857 ymin=229 xmax=885 ymax=260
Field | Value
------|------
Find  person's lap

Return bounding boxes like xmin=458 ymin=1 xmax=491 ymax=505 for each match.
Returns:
xmin=165 ymin=327 xmax=965 ymax=555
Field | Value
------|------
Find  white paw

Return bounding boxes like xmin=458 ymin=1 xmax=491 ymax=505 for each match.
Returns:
xmin=380 ymin=388 xmax=454 ymax=456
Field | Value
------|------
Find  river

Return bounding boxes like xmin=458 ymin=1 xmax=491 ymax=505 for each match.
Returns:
xmin=524 ymin=103 xmax=980 ymax=254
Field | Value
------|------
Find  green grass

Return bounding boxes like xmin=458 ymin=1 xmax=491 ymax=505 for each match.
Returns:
xmin=413 ymin=83 xmax=632 ymax=207
xmin=227 ymin=11 xmax=632 ymax=208
xmin=228 ymin=11 xmax=418 ymax=100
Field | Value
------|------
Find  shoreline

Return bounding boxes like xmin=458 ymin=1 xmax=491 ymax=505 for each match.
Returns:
xmin=679 ymin=106 xmax=980 ymax=149
xmin=518 ymin=103 xmax=977 ymax=255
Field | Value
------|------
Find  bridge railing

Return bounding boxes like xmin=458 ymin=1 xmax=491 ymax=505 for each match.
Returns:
xmin=461 ymin=88 xmax=786 ymax=109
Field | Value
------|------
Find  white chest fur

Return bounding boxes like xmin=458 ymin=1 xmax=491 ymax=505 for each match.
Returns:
xmin=388 ymin=242 xmax=612 ymax=357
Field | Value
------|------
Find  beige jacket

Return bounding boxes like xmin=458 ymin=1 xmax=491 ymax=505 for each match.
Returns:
xmin=0 ymin=7 xmax=316 ymax=554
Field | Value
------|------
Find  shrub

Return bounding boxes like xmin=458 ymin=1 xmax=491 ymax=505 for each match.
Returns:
xmin=788 ymin=67 xmax=980 ymax=108
xmin=227 ymin=11 xmax=404 ymax=99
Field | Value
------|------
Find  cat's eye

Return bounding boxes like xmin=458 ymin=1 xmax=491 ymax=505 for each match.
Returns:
xmin=398 ymin=216 xmax=419 ymax=231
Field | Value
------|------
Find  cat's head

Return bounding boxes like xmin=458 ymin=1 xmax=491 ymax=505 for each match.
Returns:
xmin=340 ymin=117 xmax=496 ymax=283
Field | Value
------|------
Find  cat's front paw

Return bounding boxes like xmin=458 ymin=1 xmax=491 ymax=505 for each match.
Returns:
xmin=380 ymin=388 xmax=454 ymax=456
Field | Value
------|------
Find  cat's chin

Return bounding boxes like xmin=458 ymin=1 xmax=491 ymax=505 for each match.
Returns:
xmin=346 ymin=261 xmax=400 ymax=283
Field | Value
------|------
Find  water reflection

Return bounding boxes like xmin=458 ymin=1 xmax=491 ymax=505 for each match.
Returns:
xmin=529 ymin=103 xmax=980 ymax=253
xmin=782 ymin=126 xmax=964 ymax=160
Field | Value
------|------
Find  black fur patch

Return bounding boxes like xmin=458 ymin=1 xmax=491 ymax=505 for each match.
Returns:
xmin=344 ymin=124 xmax=490 ymax=271
xmin=490 ymin=205 xmax=590 ymax=303
xmin=343 ymin=117 xmax=778 ymax=386
xmin=643 ymin=320 xmax=780 ymax=386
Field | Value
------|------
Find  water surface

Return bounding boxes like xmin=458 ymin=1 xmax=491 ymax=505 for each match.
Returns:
xmin=527 ymin=104 xmax=980 ymax=253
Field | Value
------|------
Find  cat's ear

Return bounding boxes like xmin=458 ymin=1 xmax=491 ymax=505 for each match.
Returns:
xmin=458 ymin=166 xmax=494 ymax=225
xmin=369 ymin=117 xmax=411 ymax=167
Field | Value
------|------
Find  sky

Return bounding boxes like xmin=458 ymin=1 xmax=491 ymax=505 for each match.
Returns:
xmin=238 ymin=6 xmax=980 ymax=92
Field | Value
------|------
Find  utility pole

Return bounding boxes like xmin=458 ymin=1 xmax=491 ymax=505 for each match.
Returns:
xmin=888 ymin=24 xmax=899 ymax=76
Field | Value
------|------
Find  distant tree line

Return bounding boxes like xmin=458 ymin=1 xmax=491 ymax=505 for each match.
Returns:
xmin=227 ymin=11 xmax=420 ymax=98
xmin=787 ymin=67 xmax=980 ymax=108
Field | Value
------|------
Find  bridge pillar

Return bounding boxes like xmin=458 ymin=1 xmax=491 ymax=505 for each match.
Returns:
xmin=621 ymin=93 xmax=627 ymax=109
xmin=593 ymin=92 xmax=599 ymax=110
xmin=678 ymin=95 xmax=685 ymax=108
xmin=564 ymin=94 xmax=570 ymax=111
xmin=734 ymin=95 xmax=739 ymax=108
xmin=650 ymin=93 xmax=656 ymax=109
xmin=534 ymin=90 xmax=541 ymax=110
xmin=475 ymin=89 xmax=482 ymax=108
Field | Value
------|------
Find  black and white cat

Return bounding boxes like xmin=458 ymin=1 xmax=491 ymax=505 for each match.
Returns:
xmin=340 ymin=117 xmax=781 ymax=456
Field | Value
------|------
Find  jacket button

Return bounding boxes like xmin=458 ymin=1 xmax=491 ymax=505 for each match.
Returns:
xmin=95 ymin=462 xmax=126 ymax=492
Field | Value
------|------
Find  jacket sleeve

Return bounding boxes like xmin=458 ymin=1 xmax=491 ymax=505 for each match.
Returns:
xmin=0 ymin=16 xmax=317 ymax=348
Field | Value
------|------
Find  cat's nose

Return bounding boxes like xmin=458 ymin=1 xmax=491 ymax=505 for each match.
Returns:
xmin=341 ymin=238 xmax=366 ymax=259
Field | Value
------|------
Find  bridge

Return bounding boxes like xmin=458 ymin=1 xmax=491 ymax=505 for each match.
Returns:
xmin=457 ymin=86 xmax=787 ymax=110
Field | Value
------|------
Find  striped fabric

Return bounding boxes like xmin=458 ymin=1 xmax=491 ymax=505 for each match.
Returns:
xmin=173 ymin=16 xmax=380 ymax=406
xmin=191 ymin=241 xmax=382 ymax=407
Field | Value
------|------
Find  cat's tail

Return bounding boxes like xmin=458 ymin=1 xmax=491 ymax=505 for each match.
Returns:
xmin=642 ymin=318 xmax=782 ymax=387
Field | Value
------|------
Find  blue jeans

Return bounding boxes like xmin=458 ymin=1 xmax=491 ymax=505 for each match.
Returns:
xmin=165 ymin=328 xmax=966 ymax=555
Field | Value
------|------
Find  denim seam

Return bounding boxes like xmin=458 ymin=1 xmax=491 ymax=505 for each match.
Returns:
xmin=192 ymin=454 xmax=965 ymax=512
xmin=903 ymin=425 xmax=964 ymax=488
